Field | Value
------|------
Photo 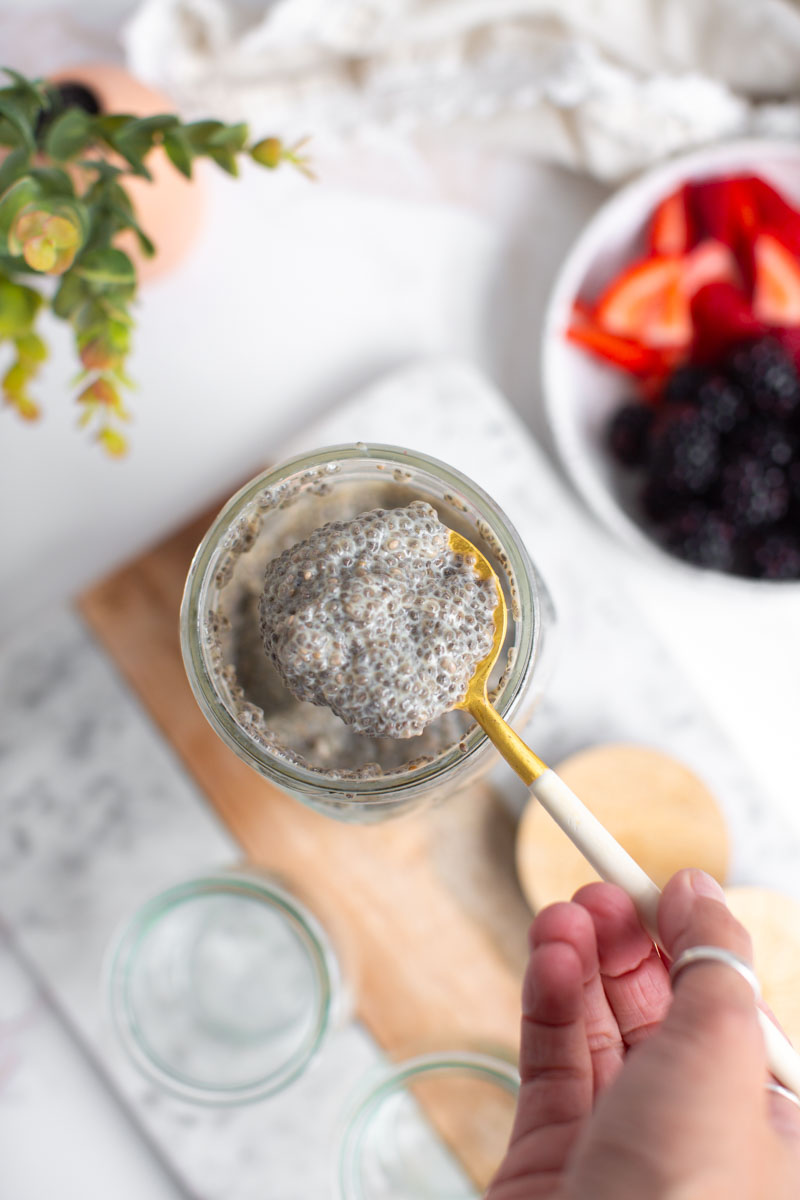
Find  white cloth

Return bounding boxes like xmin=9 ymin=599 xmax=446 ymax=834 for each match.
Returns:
xmin=123 ymin=0 xmax=800 ymax=180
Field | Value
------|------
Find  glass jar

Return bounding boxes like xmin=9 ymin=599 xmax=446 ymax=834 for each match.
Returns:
xmin=105 ymin=869 xmax=346 ymax=1104
xmin=181 ymin=443 xmax=555 ymax=822
xmin=337 ymin=1050 xmax=520 ymax=1199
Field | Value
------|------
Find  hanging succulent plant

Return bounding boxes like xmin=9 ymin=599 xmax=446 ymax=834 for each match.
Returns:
xmin=0 ymin=66 xmax=312 ymax=455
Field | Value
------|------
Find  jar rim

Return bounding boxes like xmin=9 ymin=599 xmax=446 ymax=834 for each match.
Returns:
xmin=337 ymin=1049 xmax=520 ymax=1200
xmin=105 ymin=872 xmax=338 ymax=1104
xmin=180 ymin=443 xmax=542 ymax=804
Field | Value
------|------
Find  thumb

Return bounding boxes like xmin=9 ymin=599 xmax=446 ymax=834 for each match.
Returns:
xmin=655 ymin=868 xmax=766 ymax=1102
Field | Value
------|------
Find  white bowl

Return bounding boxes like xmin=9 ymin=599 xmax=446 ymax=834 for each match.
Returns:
xmin=541 ymin=138 xmax=800 ymax=586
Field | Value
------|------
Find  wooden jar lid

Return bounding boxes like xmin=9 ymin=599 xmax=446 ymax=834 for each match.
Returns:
xmin=724 ymin=886 xmax=800 ymax=1048
xmin=516 ymin=743 xmax=729 ymax=912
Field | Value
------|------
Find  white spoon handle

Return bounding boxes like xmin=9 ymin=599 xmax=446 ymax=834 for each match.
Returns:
xmin=530 ymin=768 xmax=661 ymax=936
xmin=530 ymin=768 xmax=800 ymax=1099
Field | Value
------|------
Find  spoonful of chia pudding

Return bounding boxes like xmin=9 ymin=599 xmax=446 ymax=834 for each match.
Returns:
xmin=259 ymin=501 xmax=497 ymax=739
xmin=259 ymin=500 xmax=800 ymax=1100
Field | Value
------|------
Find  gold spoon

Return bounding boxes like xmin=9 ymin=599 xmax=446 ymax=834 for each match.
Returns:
xmin=449 ymin=530 xmax=800 ymax=1100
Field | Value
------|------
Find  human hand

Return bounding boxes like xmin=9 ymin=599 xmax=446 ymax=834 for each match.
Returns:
xmin=487 ymin=869 xmax=800 ymax=1199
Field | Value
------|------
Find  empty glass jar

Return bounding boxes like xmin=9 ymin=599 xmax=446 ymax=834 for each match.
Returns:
xmin=337 ymin=1050 xmax=520 ymax=1199
xmin=105 ymin=869 xmax=346 ymax=1104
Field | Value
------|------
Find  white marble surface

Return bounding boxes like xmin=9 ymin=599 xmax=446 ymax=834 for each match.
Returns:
xmin=0 ymin=607 xmax=381 ymax=1199
xmin=2 ymin=364 xmax=800 ymax=1199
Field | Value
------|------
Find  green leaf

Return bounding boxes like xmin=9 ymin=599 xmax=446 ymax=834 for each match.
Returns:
xmin=106 ymin=319 xmax=131 ymax=352
xmin=15 ymin=330 xmax=47 ymax=363
xmin=2 ymin=68 xmax=49 ymax=112
xmin=75 ymin=246 xmax=136 ymax=287
xmin=183 ymin=120 xmax=226 ymax=149
xmin=132 ymin=226 xmax=156 ymax=258
xmin=207 ymin=146 xmax=239 ymax=176
xmin=107 ymin=118 xmax=169 ymax=178
xmin=44 ymin=107 xmax=93 ymax=161
xmin=94 ymin=114 xmax=132 ymax=136
xmin=94 ymin=116 xmax=153 ymax=178
xmin=106 ymin=207 xmax=155 ymax=257
xmin=2 ymin=67 xmax=42 ymax=89
xmin=82 ymin=210 xmax=117 ymax=256
xmin=0 ymin=146 xmax=31 ymax=195
xmin=0 ymin=95 xmax=34 ymax=152
xmin=28 ymin=166 xmax=75 ymax=198
xmin=52 ymin=271 xmax=86 ymax=318
xmin=108 ymin=138 xmax=153 ymax=179
xmin=163 ymin=127 xmax=194 ymax=178
xmin=0 ymin=276 xmax=41 ymax=336
xmin=0 ymin=117 xmax=19 ymax=148
xmin=121 ymin=114 xmax=179 ymax=137
xmin=53 ymin=196 xmax=90 ymax=244
xmin=103 ymin=180 xmax=135 ymax=217
xmin=75 ymin=158 xmax=124 ymax=182
xmin=207 ymin=122 xmax=249 ymax=151
xmin=0 ymin=176 xmax=42 ymax=238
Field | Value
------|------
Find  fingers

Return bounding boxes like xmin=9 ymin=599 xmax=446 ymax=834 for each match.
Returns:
xmin=492 ymin=909 xmax=594 ymax=1193
xmin=659 ymin=869 xmax=760 ymax=1024
xmin=660 ymin=868 xmax=753 ymax=967
xmin=573 ymin=883 xmax=671 ymax=1050
xmin=655 ymin=869 xmax=765 ymax=1105
xmin=530 ymin=901 xmax=625 ymax=1093
xmin=519 ymin=910 xmax=593 ymax=1119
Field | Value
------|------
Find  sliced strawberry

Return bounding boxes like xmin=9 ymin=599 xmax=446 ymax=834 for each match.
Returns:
xmin=686 ymin=178 xmax=741 ymax=248
xmin=690 ymin=281 xmax=765 ymax=363
xmin=682 ymin=238 xmax=740 ymax=296
xmin=747 ymin=176 xmax=800 ymax=254
xmin=649 ymin=185 xmax=691 ymax=255
xmin=595 ymin=256 xmax=685 ymax=346
xmin=752 ymin=233 xmax=800 ymax=325
xmin=566 ymin=321 xmax=669 ymax=374
xmin=686 ymin=176 xmax=762 ymax=286
xmin=595 ymin=242 xmax=739 ymax=351
xmin=570 ymin=296 xmax=595 ymax=322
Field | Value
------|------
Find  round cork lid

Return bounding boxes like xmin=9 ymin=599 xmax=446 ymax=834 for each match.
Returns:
xmin=516 ymin=743 xmax=729 ymax=912
xmin=724 ymin=886 xmax=800 ymax=1048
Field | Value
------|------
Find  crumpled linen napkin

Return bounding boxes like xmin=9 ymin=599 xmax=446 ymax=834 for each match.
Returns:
xmin=122 ymin=0 xmax=800 ymax=180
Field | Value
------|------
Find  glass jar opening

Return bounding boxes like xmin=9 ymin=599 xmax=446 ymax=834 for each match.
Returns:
xmin=106 ymin=874 xmax=339 ymax=1104
xmin=181 ymin=444 xmax=552 ymax=819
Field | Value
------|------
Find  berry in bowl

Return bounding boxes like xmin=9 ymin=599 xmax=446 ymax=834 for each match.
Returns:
xmin=542 ymin=141 xmax=800 ymax=583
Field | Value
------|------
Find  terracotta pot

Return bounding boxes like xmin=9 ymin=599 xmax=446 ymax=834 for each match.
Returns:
xmin=49 ymin=63 xmax=206 ymax=281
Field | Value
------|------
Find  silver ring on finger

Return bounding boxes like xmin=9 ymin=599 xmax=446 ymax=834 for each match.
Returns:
xmin=766 ymin=1081 xmax=800 ymax=1111
xmin=669 ymin=945 xmax=761 ymax=1000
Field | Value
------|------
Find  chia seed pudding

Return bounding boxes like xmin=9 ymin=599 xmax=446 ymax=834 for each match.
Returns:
xmin=258 ymin=502 xmax=496 ymax=739
xmin=182 ymin=444 xmax=548 ymax=816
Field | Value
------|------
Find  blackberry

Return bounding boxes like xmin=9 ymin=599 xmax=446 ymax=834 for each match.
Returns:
xmin=733 ymin=419 xmax=798 ymax=468
xmin=695 ymin=374 xmax=749 ymax=436
xmin=719 ymin=454 xmax=790 ymax=529
xmin=607 ymin=402 xmax=654 ymax=467
xmin=657 ymin=505 xmax=738 ymax=571
xmin=789 ymin=459 xmax=800 ymax=507
xmin=647 ymin=405 xmax=720 ymax=496
xmin=663 ymin=364 xmax=711 ymax=406
xmin=749 ymin=527 xmax=800 ymax=580
xmin=640 ymin=479 xmax=682 ymax=523
xmin=725 ymin=337 xmax=800 ymax=422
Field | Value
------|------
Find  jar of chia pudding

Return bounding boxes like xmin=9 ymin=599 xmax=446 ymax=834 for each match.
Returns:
xmin=180 ymin=444 xmax=555 ymax=822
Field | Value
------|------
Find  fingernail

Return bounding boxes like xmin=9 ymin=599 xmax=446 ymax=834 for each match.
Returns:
xmin=689 ymin=869 xmax=725 ymax=902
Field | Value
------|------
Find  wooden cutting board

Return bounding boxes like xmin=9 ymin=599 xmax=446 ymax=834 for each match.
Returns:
xmin=79 ymin=503 xmax=534 ymax=1187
